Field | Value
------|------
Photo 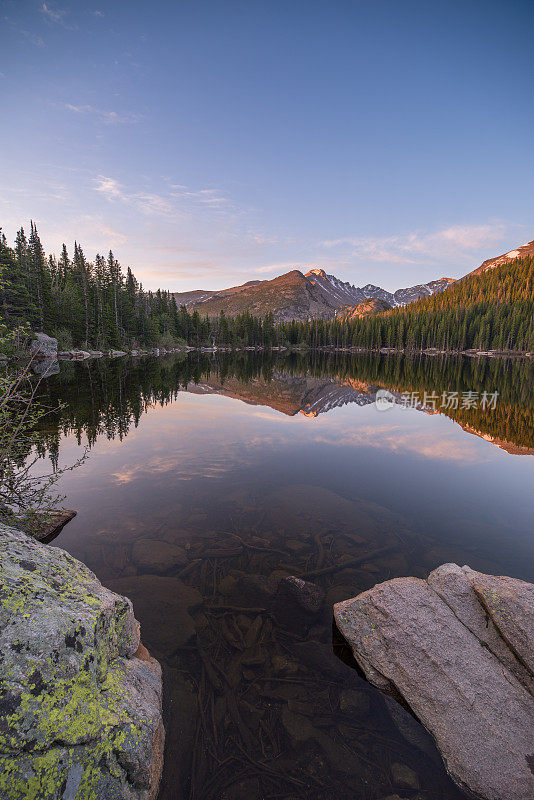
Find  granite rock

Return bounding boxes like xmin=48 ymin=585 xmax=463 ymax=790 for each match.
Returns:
xmin=30 ymin=332 xmax=58 ymax=357
xmin=0 ymin=523 xmax=164 ymax=800
xmin=334 ymin=565 xmax=534 ymax=800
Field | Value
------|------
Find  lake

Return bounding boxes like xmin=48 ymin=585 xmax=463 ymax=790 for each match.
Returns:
xmin=35 ymin=352 xmax=534 ymax=800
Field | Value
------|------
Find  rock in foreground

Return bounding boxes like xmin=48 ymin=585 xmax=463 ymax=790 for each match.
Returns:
xmin=0 ymin=523 xmax=164 ymax=800
xmin=334 ymin=563 xmax=534 ymax=800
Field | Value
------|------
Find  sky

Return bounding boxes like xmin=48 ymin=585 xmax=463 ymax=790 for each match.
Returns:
xmin=1 ymin=0 xmax=533 ymax=292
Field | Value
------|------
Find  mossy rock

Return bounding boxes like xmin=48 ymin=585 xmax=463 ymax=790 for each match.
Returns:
xmin=0 ymin=524 xmax=164 ymax=799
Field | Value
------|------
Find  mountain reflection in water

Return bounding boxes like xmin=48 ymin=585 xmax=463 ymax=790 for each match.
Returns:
xmin=31 ymin=352 xmax=534 ymax=800
xmin=36 ymin=350 xmax=534 ymax=454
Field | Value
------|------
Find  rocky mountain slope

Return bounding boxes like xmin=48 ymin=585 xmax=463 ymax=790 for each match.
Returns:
xmin=393 ymin=277 xmax=455 ymax=304
xmin=179 ymin=270 xmax=341 ymax=322
xmin=305 ymin=269 xmax=454 ymax=307
xmin=336 ymin=297 xmax=392 ymax=321
xmin=174 ymin=268 xmax=454 ymax=322
xmin=468 ymin=240 xmax=534 ymax=277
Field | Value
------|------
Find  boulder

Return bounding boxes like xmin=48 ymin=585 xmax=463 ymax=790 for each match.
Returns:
xmin=277 ymin=576 xmax=325 ymax=614
xmin=464 ymin=566 xmax=534 ymax=676
xmin=0 ymin=523 xmax=164 ymax=800
xmin=30 ymin=332 xmax=58 ymax=357
xmin=334 ymin=565 xmax=534 ymax=800
xmin=382 ymin=695 xmax=440 ymax=764
xmin=109 ymin=350 xmax=127 ymax=357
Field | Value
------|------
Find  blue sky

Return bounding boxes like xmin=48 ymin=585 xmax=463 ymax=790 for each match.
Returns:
xmin=1 ymin=0 xmax=533 ymax=291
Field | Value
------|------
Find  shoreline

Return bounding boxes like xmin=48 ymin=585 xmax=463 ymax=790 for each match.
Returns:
xmin=26 ymin=344 xmax=534 ymax=362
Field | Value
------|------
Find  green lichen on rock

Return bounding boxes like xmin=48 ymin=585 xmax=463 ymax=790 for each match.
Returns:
xmin=0 ymin=523 xmax=164 ymax=800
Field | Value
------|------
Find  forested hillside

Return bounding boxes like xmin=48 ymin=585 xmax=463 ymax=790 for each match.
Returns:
xmin=1 ymin=222 xmax=533 ymax=352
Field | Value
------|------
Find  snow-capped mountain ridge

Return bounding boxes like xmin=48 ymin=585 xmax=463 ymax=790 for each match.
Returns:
xmin=304 ymin=270 xmax=455 ymax=308
xmin=173 ymin=269 xmax=456 ymax=321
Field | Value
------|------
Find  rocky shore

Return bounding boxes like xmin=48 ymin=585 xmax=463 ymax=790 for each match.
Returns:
xmin=0 ymin=523 xmax=164 ymax=800
xmin=334 ymin=564 xmax=534 ymax=800
xmin=26 ymin=331 xmax=534 ymax=365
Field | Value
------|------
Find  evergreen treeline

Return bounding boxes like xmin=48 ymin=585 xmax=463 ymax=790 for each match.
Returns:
xmin=1 ymin=222 xmax=533 ymax=352
xmin=0 ymin=223 xmax=185 ymax=349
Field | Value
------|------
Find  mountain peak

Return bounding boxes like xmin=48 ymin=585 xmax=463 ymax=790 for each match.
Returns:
xmin=276 ymin=269 xmax=306 ymax=282
xmin=305 ymin=268 xmax=327 ymax=278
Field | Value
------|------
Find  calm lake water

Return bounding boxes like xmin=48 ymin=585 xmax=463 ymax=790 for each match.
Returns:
xmin=35 ymin=352 xmax=534 ymax=800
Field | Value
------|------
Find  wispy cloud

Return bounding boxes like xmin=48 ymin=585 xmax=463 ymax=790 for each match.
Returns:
xmin=80 ymin=217 xmax=127 ymax=247
xmin=245 ymin=231 xmax=285 ymax=246
xmin=41 ymin=2 xmax=77 ymax=29
xmin=320 ymin=223 xmax=510 ymax=265
xmin=94 ymin=176 xmax=124 ymax=199
xmin=93 ymin=175 xmax=236 ymax=221
xmin=311 ymin=422 xmax=484 ymax=463
xmin=91 ymin=10 xmax=104 ymax=17
xmin=94 ymin=176 xmax=175 ymax=216
xmin=170 ymin=185 xmax=228 ymax=207
xmin=250 ymin=261 xmax=307 ymax=275
xmin=64 ymin=104 xmax=141 ymax=125
xmin=41 ymin=2 xmax=65 ymax=21
xmin=19 ymin=29 xmax=45 ymax=47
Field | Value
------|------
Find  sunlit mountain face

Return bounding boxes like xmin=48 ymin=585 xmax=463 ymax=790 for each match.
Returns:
xmin=172 ymin=268 xmax=455 ymax=322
